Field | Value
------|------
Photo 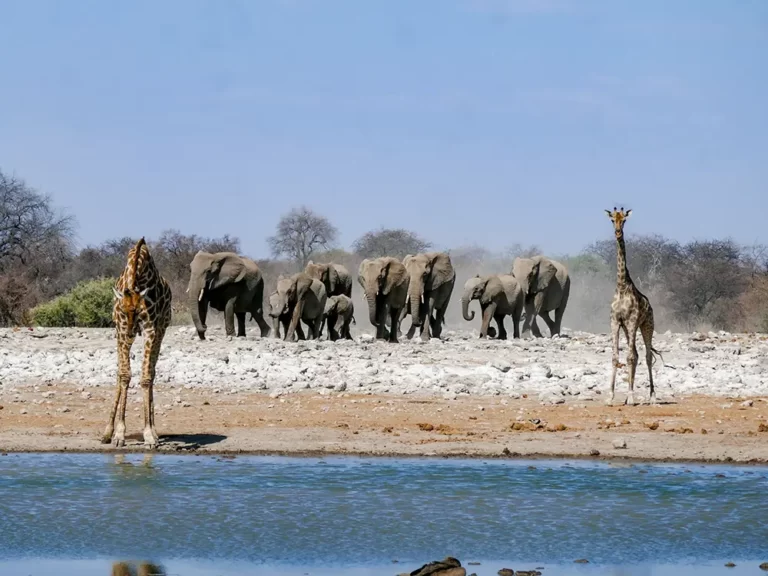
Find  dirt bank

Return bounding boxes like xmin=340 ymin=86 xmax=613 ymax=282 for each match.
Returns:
xmin=2 ymin=383 xmax=767 ymax=463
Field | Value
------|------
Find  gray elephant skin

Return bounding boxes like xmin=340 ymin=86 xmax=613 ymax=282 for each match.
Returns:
xmin=322 ymin=294 xmax=355 ymax=341
xmin=268 ymin=272 xmax=327 ymax=341
xmin=401 ymin=252 xmax=455 ymax=341
xmin=511 ymin=255 xmax=570 ymax=337
xmin=188 ymin=251 xmax=271 ymax=340
xmin=304 ymin=261 xmax=353 ymax=297
xmin=358 ymin=257 xmax=409 ymax=343
xmin=461 ymin=274 xmax=524 ymax=339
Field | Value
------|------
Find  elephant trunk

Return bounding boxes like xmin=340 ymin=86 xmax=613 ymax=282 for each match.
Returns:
xmin=188 ymin=276 xmax=208 ymax=340
xmin=408 ymin=279 xmax=423 ymax=326
xmin=461 ymin=297 xmax=474 ymax=322
xmin=366 ymin=290 xmax=378 ymax=327
xmin=461 ymin=285 xmax=475 ymax=321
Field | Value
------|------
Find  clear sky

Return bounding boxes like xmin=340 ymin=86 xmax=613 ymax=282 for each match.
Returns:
xmin=1 ymin=0 xmax=766 ymax=258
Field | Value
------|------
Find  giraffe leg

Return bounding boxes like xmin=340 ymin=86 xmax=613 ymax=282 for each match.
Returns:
xmin=104 ymin=337 xmax=132 ymax=446
xmin=607 ymin=317 xmax=621 ymax=405
xmin=625 ymin=324 xmax=639 ymax=406
xmin=640 ymin=318 xmax=657 ymax=404
xmin=140 ymin=328 xmax=164 ymax=449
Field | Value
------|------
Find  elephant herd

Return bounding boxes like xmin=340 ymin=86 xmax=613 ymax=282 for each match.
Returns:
xmin=187 ymin=250 xmax=570 ymax=344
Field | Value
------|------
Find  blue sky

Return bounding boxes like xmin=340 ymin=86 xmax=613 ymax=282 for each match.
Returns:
xmin=1 ymin=0 xmax=766 ymax=257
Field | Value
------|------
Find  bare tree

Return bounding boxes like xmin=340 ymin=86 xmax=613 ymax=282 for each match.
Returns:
xmin=0 ymin=170 xmax=75 ymax=325
xmin=352 ymin=228 xmax=431 ymax=260
xmin=153 ymin=229 xmax=240 ymax=282
xmin=267 ymin=206 xmax=338 ymax=267
xmin=0 ymin=170 xmax=75 ymax=271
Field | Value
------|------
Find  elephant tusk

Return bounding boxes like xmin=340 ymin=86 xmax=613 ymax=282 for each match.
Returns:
xmin=198 ymin=288 xmax=205 ymax=302
xmin=421 ymin=294 xmax=424 ymax=304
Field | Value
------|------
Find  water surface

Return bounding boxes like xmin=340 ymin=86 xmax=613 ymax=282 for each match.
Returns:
xmin=1 ymin=453 xmax=766 ymax=575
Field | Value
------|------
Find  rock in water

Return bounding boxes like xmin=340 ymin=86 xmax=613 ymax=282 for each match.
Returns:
xmin=497 ymin=570 xmax=514 ymax=576
xmin=405 ymin=557 xmax=466 ymax=576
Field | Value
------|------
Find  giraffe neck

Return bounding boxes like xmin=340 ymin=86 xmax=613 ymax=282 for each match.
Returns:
xmin=615 ymin=233 xmax=630 ymax=291
xmin=122 ymin=243 xmax=158 ymax=291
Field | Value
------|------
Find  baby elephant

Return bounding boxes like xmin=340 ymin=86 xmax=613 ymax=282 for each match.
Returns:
xmin=323 ymin=294 xmax=355 ymax=341
xmin=268 ymin=273 xmax=327 ymax=341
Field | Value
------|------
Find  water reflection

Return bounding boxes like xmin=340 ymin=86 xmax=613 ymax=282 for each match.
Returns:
xmin=111 ymin=561 xmax=166 ymax=576
xmin=1 ymin=455 xmax=767 ymax=566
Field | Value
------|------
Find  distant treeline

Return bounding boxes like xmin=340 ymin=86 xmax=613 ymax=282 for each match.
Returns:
xmin=2 ymin=168 xmax=767 ymax=333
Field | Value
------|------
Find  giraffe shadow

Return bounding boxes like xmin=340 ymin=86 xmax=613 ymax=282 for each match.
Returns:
xmin=160 ymin=433 xmax=227 ymax=448
xmin=122 ymin=432 xmax=227 ymax=449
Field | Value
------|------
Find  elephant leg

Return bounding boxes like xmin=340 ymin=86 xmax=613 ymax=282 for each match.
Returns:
xmin=512 ymin=307 xmax=522 ymax=339
xmin=388 ymin=307 xmax=400 ymax=343
xmin=527 ymin=292 xmax=546 ymax=338
xmin=236 ymin=312 xmax=247 ymax=337
xmin=280 ymin=316 xmax=291 ymax=340
xmin=495 ymin=314 xmax=507 ymax=340
xmin=420 ymin=296 xmax=436 ymax=342
xmin=480 ymin=303 xmax=496 ymax=338
xmin=432 ymin=302 xmax=446 ymax=339
xmin=286 ymin=299 xmax=305 ymax=342
xmin=271 ymin=316 xmax=281 ymax=339
xmin=295 ymin=321 xmax=307 ymax=340
xmin=539 ymin=310 xmax=556 ymax=336
xmin=328 ymin=316 xmax=339 ymax=341
xmin=376 ymin=301 xmax=389 ymax=341
xmin=224 ymin=298 xmax=236 ymax=337
xmin=552 ymin=304 xmax=566 ymax=336
xmin=253 ymin=310 xmax=271 ymax=338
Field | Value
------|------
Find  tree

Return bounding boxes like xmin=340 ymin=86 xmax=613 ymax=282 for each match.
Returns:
xmin=0 ymin=170 xmax=76 ymax=325
xmin=267 ymin=206 xmax=338 ymax=267
xmin=0 ymin=170 xmax=75 ymax=271
xmin=352 ymin=228 xmax=431 ymax=260
xmin=153 ymin=229 xmax=240 ymax=282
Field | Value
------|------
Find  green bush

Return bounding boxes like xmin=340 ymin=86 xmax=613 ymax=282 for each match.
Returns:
xmin=32 ymin=278 xmax=117 ymax=328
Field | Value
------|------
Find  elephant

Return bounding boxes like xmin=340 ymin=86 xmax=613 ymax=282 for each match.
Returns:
xmin=304 ymin=261 xmax=353 ymax=297
xmin=461 ymin=274 xmax=524 ymax=339
xmin=268 ymin=290 xmax=306 ymax=341
xmin=401 ymin=252 xmax=456 ymax=341
xmin=187 ymin=251 xmax=271 ymax=340
xmin=268 ymin=272 xmax=327 ymax=341
xmin=322 ymin=294 xmax=355 ymax=341
xmin=358 ymin=257 xmax=409 ymax=343
xmin=511 ymin=255 xmax=570 ymax=337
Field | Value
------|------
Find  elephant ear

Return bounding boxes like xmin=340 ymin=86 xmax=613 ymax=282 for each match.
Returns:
xmin=328 ymin=265 xmax=340 ymax=293
xmin=479 ymin=277 xmax=499 ymax=306
xmin=428 ymin=252 xmax=454 ymax=287
xmin=210 ymin=254 xmax=246 ymax=289
xmin=294 ymin=273 xmax=313 ymax=302
xmin=533 ymin=257 xmax=557 ymax=293
xmin=382 ymin=260 xmax=404 ymax=295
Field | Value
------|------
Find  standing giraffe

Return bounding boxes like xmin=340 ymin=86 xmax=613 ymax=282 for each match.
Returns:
xmin=102 ymin=237 xmax=172 ymax=448
xmin=605 ymin=208 xmax=663 ymax=405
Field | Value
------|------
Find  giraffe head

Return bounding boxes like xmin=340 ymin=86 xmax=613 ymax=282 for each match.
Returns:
xmin=112 ymin=285 xmax=149 ymax=332
xmin=605 ymin=206 xmax=632 ymax=238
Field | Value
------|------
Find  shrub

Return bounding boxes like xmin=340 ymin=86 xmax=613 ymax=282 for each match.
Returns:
xmin=32 ymin=277 xmax=116 ymax=327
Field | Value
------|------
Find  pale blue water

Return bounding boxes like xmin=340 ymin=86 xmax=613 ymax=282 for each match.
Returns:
xmin=0 ymin=453 xmax=766 ymax=575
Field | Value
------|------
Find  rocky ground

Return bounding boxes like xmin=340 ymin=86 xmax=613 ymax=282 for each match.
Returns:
xmin=1 ymin=325 xmax=767 ymax=462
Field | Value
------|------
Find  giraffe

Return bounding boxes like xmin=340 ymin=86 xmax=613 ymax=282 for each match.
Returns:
xmin=605 ymin=207 xmax=663 ymax=406
xmin=102 ymin=237 xmax=172 ymax=449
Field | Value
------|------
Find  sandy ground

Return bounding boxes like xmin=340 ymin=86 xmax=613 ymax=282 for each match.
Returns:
xmin=2 ymin=383 xmax=768 ymax=463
